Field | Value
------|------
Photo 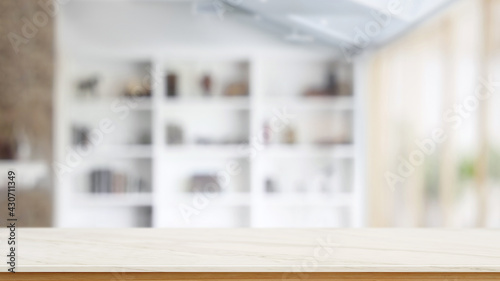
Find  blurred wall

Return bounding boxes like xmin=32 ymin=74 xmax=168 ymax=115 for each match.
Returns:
xmin=0 ymin=0 xmax=54 ymax=226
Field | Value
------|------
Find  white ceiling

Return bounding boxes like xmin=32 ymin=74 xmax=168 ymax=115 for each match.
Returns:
xmin=218 ymin=0 xmax=456 ymax=51
xmin=61 ymin=0 xmax=458 ymax=59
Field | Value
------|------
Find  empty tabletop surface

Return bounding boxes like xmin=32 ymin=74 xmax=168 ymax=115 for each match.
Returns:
xmin=2 ymin=228 xmax=500 ymax=272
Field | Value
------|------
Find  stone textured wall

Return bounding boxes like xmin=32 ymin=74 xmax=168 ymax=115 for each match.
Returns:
xmin=0 ymin=0 xmax=54 ymax=159
xmin=0 ymin=0 xmax=54 ymax=226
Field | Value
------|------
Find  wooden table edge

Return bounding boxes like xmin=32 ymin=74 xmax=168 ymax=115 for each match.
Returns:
xmin=3 ymin=272 xmax=500 ymax=280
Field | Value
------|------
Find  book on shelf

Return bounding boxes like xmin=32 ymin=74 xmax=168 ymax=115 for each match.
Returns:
xmin=89 ymin=169 xmax=149 ymax=194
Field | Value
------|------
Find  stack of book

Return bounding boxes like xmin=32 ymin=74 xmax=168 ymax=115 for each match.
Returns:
xmin=89 ymin=169 xmax=149 ymax=193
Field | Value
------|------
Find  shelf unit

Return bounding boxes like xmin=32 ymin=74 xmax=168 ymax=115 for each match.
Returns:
xmin=55 ymin=55 xmax=363 ymax=228
xmin=73 ymin=192 xmax=153 ymax=207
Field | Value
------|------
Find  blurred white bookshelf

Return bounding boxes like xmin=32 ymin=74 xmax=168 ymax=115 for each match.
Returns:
xmin=163 ymin=145 xmax=249 ymax=158
xmin=263 ymin=96 xmax=354 ymax=111
xmin=70 ymin=98 xmax=153 ymax=111
xmin=175 ymin=192 xmax=252 ymax=206
xmin=55 ymin=55 xmax=363 ymax=228
xmin=93 ymin=145 xmax=153 ymax=158
xmin=261 ymin=144 xmax=355 ymax=158
xmin=74 ymin=192 xmax=153 ymax=207
xmin=163 ymin=96 xmax=250 ymax=110
xmin=261 ymin=193 xmax=352 ymax=207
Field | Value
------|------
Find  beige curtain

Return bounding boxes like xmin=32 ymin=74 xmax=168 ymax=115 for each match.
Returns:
xmin=366 ymin=0 xmax=499 ymax=227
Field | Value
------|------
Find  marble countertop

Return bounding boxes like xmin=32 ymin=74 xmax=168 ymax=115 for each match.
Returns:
xmin=2 ymin=228 xmax=500 ymax=272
